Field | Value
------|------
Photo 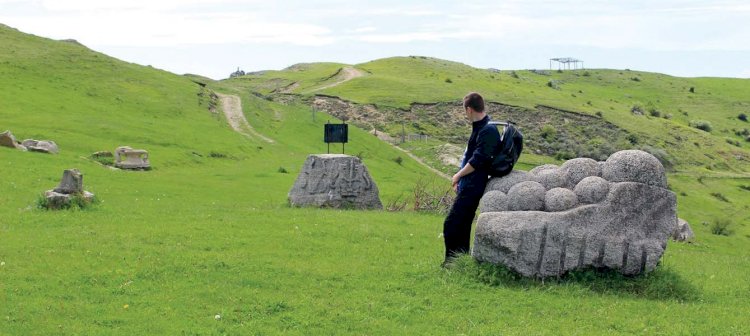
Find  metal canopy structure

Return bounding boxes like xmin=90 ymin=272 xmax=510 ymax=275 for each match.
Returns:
xmin=550 ymin=57 xmax=584 ymax=70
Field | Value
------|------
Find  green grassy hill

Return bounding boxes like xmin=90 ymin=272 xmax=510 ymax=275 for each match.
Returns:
xmin=2 ymin=24 xmax=749 ymax=334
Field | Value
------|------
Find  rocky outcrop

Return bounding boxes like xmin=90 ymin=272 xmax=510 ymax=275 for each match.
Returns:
xmin=473 ymin=150 xmax=677 ymax=278
xmin=289 ymin=154 xmax=382 ymax=209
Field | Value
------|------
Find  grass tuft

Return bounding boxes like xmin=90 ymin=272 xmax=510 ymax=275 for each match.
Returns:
xmin=450 ymin=255 xmax=701 ymax=302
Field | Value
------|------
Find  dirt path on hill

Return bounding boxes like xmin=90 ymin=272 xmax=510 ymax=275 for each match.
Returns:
xmin=216 ymin=93 xmax=274 ymax=143
xmin=393 ymin=145 xmax=451 ymax=180
xmin=303 ymin=66 xmax=364 ymax=93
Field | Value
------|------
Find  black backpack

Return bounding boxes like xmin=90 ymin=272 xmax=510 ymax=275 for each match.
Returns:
xmin=488 ymin=121 xmax=523 ymax=177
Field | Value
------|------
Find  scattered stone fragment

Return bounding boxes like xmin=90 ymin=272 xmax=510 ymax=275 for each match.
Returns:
xmin=115 ymin=146 xmax=151 ymax=170
xmin=43 ymin=169 xmax=95 ymax=210
xmin=672 ymin=218 xmax=694 ymax=242
xmin=21 ymin=139 xmax=59 ymax=154
xmin=0 ymin=130 xmax=26 ymax=150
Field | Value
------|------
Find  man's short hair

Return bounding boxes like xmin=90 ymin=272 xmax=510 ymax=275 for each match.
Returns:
xmin=463 ymin=92 xmax=485 ymax=113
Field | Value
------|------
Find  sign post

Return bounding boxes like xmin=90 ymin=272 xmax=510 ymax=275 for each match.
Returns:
xmin=324 ymin=121 xmax=348 ymax=154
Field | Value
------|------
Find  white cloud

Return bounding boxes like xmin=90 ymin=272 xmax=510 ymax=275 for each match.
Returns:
xmin=0 ymin=10 xmax=335 ymax=47
xmin=352 ymin=26 xmax=377 ymax=33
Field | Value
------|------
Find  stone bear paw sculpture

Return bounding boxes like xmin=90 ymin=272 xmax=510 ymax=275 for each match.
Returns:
xmin=472 ymin=150 xmax=677 ymax=278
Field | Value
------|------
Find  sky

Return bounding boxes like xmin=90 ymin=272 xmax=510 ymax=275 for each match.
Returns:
xmin=1 ymin=0 xmax=749 ymax=80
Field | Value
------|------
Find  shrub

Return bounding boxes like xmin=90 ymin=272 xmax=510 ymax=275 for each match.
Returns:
xmin=393 ymin=156 xmax=403 ymax=165
xmin=583 ymin=71 xmax=591 ymax=77
xmin=739 ymin=113 xmax=748 ymax=122
xmin=546 ymin=80 xmax=560 ymax=89
xmin=649 ymin=109 xmax=661 ymax=118
xmin=444 ymin=78 xmax=453 ymax=83
xmin=595 ymin=111 xmax=603 ymax=118
xmin=90 ymin=151 xmax=114 ymax=166
xmin=209 ymin=151 xmax=227 ymax=158
xmin=555 ymin=151 xmax=575 ymax=161
xmin=277 ymin=167 xmax=289 ymax=174
xmin=664 ymin=113 xmax=673 ymax=119
xmin=689 ymin=120 xmax=712 ymax=132
xmin=412 ymin=179 xmax=453 ymax=214
xmin=540 ymin=124 xmax=557 ymax=140
xmin=631 ymin=77 xmax=641 ymax=82
xmin=385 ymin=194 xmax=408 ymax=212
xmin=631 ymin=105 xmax=644 ymax=115
xmin=640 ymin=145 xmax=674 ymax=171
xmin=710 ymin=192 xmax=730 ymax=203
xmin=711 ymin=218 xmax=734 ymax=236
xmin=726 ymin=138 xmax=741 ymax=147
xmin=510 ymin=71 xmax=519 ymax=79
xmin=37 ymin=193 xmax=97 ymax=210
xmin=689 ymin=86 xmax=695 ymax=93
xmin=626 ymin=133 xmax=639 ymax=145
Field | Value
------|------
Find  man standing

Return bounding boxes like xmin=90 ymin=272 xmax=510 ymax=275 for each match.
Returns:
xmin=442 ymin=92 xmax=500 ymax=266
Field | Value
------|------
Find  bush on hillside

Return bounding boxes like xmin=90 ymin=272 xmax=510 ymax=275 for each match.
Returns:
xmin=689 ymin=120 xmax=713 ymax=132
xmin=739 ymin=113 xmax=748 ymax=122
xmin=547 ymin=80 xmax=560 ymax=90
xmin=640 ymin=145 xmax=675 ymax=171
xmin=631 ymin=104 xmax=644 ymax=116
xmin=726 ymin=138 xmax=741 ymax=147
xmin=710 ymin=218 xmax=734 ymax=236
xmin=540 ymin=124 xmax=557 ymax=140
xmin=412 ymin=179 xmax=453 ymax=214
xmin=444 ymin=78 xmax=453 ymax=83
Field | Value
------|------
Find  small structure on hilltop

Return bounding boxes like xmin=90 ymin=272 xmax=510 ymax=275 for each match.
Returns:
xmin=550 ymin=57 xmax=584 ymax=71
xmin=473 ymin=150 xmax=677 ymax=278
xmin=44 ymin=169 xmax=95 ymax=209
xmin=115 ymin=146 xmax=151 ymax=170
xmin=229 ymin=67 xmax=246 ymax=78
xmin=288 ymin=154 xmax=383 ymax=209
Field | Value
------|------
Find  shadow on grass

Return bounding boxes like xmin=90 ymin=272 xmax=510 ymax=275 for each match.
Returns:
xmin=448 ymin=254 xmax=701 ymax=302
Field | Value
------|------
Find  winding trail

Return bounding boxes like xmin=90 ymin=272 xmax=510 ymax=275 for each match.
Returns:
xmin=393 ymin=145 xmax=451 ymax=180
xmin=303 ymin=66 xmax=364 ymax=94
xmin=216 ymin=93 xmax=274 ymax=143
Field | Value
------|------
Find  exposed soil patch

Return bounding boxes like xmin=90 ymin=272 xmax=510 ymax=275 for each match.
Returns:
xmin=217 ymin=93 xmax=274 ymax=143
xmin=289 ymin=95 xmax=634 ymax=161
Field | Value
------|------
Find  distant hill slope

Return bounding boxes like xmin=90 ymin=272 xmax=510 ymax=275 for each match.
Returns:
xmin=228 ymin=56 xmax=750 ymax=174
xmin=0 ymin=23 xmax=441 ymax=206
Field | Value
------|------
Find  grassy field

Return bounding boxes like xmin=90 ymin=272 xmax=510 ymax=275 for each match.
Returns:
xmin=2 ymin=24 xmax=750 ymax=335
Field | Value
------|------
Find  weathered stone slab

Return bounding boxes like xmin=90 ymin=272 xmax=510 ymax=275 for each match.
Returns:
xmin=288 ymin=154 xmax=382 ymax=209
xmin=474 ymin=150 xmax=677 ymax=277
xmin=21 ymin=139 xmax=59 ymax=154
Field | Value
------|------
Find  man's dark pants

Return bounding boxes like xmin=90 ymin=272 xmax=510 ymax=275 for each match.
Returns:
xmin=443 ymin=174 xmax=487 ymax=260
